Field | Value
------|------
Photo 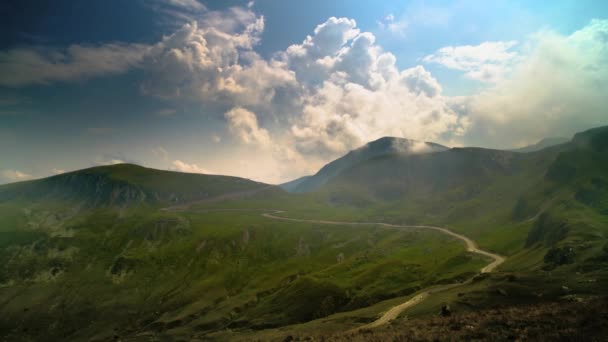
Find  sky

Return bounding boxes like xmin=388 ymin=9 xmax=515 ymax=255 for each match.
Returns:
xmin=1 ymin=0 xmax=607 ymax=184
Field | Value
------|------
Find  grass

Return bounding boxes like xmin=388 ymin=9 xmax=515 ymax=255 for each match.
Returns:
xmin=0 ymin=202 xmax=483 ymax=341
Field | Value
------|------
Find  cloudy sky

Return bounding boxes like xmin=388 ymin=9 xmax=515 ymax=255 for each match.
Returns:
xmin=1 ymin=0 xmax=607 ymax=184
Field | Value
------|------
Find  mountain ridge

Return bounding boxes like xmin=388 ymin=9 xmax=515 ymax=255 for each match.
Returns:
xmin=288 ymin=137 xmax=448 ymax=193
xmin=0 ymin=163 xmax=271 ymax=207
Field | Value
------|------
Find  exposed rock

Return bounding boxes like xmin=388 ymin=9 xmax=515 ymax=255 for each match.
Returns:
xmin=336 ymin=253 xmax=345 ymax=263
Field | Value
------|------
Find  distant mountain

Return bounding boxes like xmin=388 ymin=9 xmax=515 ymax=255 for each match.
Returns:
xmin=317 ymin=126 xmax=608 ymax=220
xmin=511 ymin=137 xmax=570 ymax=153
xmin=0 ymin=163 xmax=271 ymax=207
xmin=279 ymin=175 xmax=312 ymax=192
xmin=321 ymin=146 xmax=535 ymax=203
xmin=289 ymin=137 xmax=448 ymax=193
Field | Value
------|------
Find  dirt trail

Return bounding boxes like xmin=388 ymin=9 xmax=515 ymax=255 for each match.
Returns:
xmin=167 ymin=207 xmax=505 ymax=329
xmin=262 ymin=212 xmax=505 ymax=328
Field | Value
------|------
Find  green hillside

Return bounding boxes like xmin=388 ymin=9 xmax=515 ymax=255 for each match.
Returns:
xmin=289 ymin=137 xmax=448 ymax=193
xmin=0 ymin=164 xmax=271 ymax=207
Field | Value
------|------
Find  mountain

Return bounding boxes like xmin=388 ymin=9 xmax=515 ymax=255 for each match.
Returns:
xmin=314 ymin=126 xmax=608 ymax=252
xmin=289 ymin=137 xmax=448 ymax=193
xmin=279 ymin=175 xmax=312 ymax=192
xmin=0 ymin=163 xmax=271 ymax=207
xmin=511 ymin=137 xmax=570 ymax=152
xmin=322 ymin=147 xmax=530 ymax=201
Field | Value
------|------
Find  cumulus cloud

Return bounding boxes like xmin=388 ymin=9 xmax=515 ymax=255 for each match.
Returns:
xmin=5 ymin=5 xmax=605 ymax=184
xmin=423 ymin=41 xmax=519 ymax=83
xmin=453 ymin=19 xmax=608 ymax=148
xmin=277 ymin=17 xmax=463 ymax=160
xmin=172 ymin=160 xmax=213 ymax=174
xmin=140 ymin=10 xmax=296 ymax=107
xmin=224 ymin=107 xmax=271 ymax=146
xmin=163 ymin=14 xmax=469 ymax=182
xmin=1 ymin=169 xmax=34 ymax=182
xmin=51 ymin=168 xmax=66 ymax=175
xmin=0 ymin=43 xmax=149 ymax=87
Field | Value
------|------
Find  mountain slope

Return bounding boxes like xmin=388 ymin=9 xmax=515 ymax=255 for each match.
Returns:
xmin=511 ymin=137 xmax=570 ymax=152
xmin=0 ymin=163 xmax=271 ymax=207
xmin=279 ymin=175 xmax=312 ymax=192
xmin=290 ymin=137 xmax=448 ymax=193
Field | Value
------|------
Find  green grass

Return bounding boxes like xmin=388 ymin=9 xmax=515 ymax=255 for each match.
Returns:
xmin=0 ymin=202 xmax=483 ymax=340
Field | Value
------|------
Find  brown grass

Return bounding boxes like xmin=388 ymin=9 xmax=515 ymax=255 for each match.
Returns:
xmin=284 ymin=297 xmax=608 ymax=341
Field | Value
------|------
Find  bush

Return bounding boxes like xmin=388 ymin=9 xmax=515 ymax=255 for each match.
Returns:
xmin=543 ymin=246 xmax=575 ymax=268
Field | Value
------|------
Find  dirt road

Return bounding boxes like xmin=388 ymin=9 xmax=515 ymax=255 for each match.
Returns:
xmin=167 ymin=206 xmax=505 ymax=329
xmin=261 ymin=211 xmax=505 ymax=328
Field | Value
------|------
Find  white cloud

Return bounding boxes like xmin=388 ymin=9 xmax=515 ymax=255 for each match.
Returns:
xmin=378 ymin=13 xmax=408 ymax=36
xmin=0 ymin=43 xmax=149 ymax=87
xmin=140 ymin=11 xmax=296 ymax=107
xmin=171 ymin=160 xmax=213 ymax=174
xmin=4 ymin=7 xmax=605 ymax=184
xmin=51 ymin=168 xmax=66 ymax=175
xmin=423 ymin=41 xmax=519 ymax=83
xmin=452 ymin=19 xmax=608 ymax=148
xmin=224 ymin=107 xmax=271 ymax=146
xmin=95 ymin=158 xmax=126 ymax=166
xmin=2 ymin=169 xmax=34 ymax=182
xmin=277 ymin=17 xmax=463 ymax=160
xmin=281 ymin=17 xmax=360 ymax=84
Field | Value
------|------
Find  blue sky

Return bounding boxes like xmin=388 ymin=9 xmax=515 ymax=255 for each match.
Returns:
xmin=1 ymin=0 xmax=607 ymax=184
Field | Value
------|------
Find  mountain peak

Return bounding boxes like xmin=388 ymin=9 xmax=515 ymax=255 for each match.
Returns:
xmin=362 ymin=136 xmax=447 ymax=155
xmin=287 ymin=137 xmax=448 ymax=193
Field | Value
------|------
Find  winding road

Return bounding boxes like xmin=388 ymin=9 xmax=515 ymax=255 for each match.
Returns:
xmin=261 ymin=211 xmax=505 ymax=329
xmin=168 ymin=206 xmax=505 ymax=329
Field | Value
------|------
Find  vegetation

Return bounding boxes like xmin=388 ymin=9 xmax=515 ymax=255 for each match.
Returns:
xmin=1 ymin=126 xmax=607 ymax=340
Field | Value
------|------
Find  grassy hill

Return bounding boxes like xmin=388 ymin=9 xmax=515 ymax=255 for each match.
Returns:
xmin=0 ymin=165 xmax=483 ymax=341
xmin=289 ymin=137 xmax=448 ymax=193
xmin=0 ymin=163 xmax=271 ymax=207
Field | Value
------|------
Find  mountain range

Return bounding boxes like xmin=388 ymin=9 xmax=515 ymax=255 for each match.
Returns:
xmin=1 ymin=126 xmax=607 ymax=341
